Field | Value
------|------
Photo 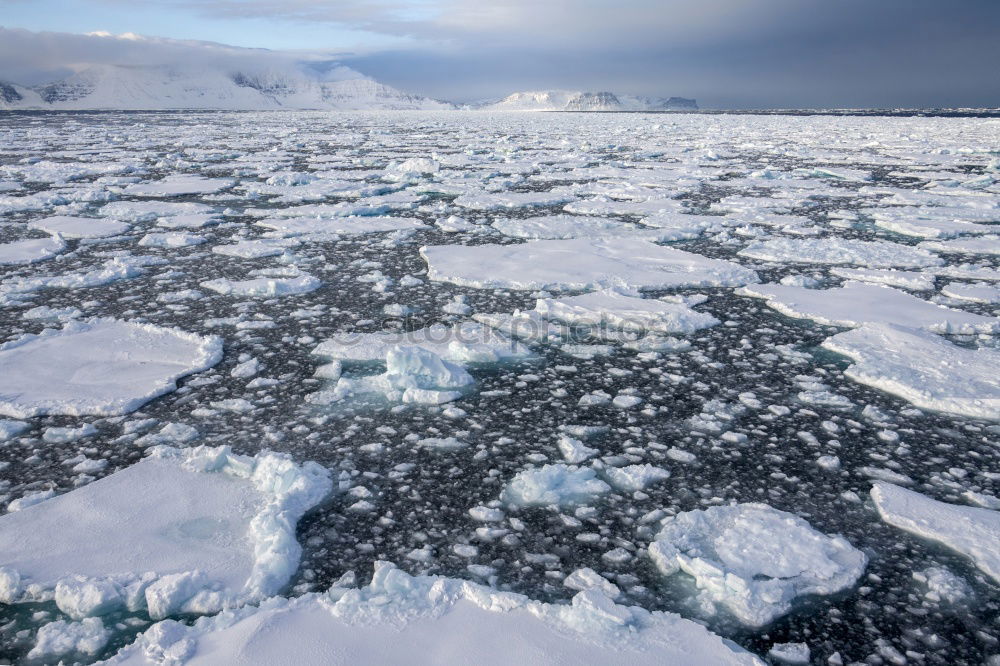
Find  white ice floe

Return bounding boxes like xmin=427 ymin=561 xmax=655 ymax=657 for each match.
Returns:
xmin=0 ymin=419 xmax=28 ymax=440
xmin=822 ymin=324 xmax=1000 ymax=419
xmin=649 ymin=503 xmax=866 ymax=627
xmin=738 ymin=237 xmax=943 ymax=268
xmin=919 ymin=235 xmax=1000 ymax=256
xmin=738 ymin=281 xmax=998 ymax=334
xmin=0 ymin=319 xmax=222 ymax=418
xmin=940 ymin=282 xmax=1000 ymax=304
xmin=867 ymin=209 xmax=995 ymax=239
xmin=0 ymin=235 xmax=66 ymax=265
xmin=201 ymin=274 xmax=321 ymax=297
xmin=211 ymin=238 xmax=299 ymax=259
xmin=138 ymin=232 xmax=206 ymax=248
xmin=28 ymin=216 xmax=131 ymax=239
xmin=313 ymin=321 xmax=531 ymax=365
xmin=102 ymin=562 xmax=761 ymax=666
xmin=99 ymin=201 xmax=214 ymax=222
xmin=502 ymin=464 xmax=611 ymax=508
xmin=491 ymin=215 xmax=661 ymax=240
xmin=29 ymin=617 xmax=110 ymax=660
xmin=422 ymin=238 xmax=759 ymax=292
xmin=871 ymin=482 xmax=1000 ymax=583
xmin=0 ymin=445 xmax=331 ymax=619
xmin=534 ymin=289 xmax=720 ymax=334
xmin=256 ymin=216 xmax=426 ymax=236
xmin=317 ymin=344 xmax=475 ymax=406
xmin=829 ymin=267 xmax=936 ymax=291
xmin=453 ymin=191 xmax=575 ymax=211
xmin=603 ymin=464 xmax=670 ymax=492
xmin=123 ymin=176 xmax=234 ymax=197
xmin=155 ymin=213 xmax=220 ymax=229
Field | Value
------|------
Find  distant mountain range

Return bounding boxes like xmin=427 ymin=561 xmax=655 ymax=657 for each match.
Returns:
xmin=0 ymin=64 xmax=695 ymax=112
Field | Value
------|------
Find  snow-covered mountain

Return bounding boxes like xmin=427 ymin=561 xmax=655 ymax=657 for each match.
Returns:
xmin=477 ymin=90 xmax=698 ymax=112
xmin=0 ymin=63 xmax=454 ymax=111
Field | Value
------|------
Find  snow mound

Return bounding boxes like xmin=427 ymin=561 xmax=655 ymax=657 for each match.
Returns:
xmin=871 ymin=482 xmax=1000 ymax=584
xmin=28 ymin=215 xmax=131 ymax=238
xmin=0 ymin=235 xmax=66 ymax=265
xmin=738 ymin=281 xmax=998 ymax=334
xmin=822 ymin=323 xmax=1000 ymax=420
xmin=738 ymin=237 xmax=943 ymax=268
xmin=103 ymin=562 xmax=761 ymax=665
xmin=649 ymin=503 xmax=866 ymax=627
xmin=422 ymin=238 xmax=759 ymax=292
xmin=0 ymin=445 xmax=331 ymax=618
xmin=502 ymin=465 xmax=611 ymax=508
xmin=535 ymin=288 xmax=719 ymax=334
xmin=0 ymin=318 xmax=222 ymax=417
xmin=313 ymin=322 xmax=531 ymax=365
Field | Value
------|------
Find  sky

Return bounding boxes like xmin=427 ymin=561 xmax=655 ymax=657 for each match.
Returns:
xmin=1 ymin=0 xmax=999 ymax=108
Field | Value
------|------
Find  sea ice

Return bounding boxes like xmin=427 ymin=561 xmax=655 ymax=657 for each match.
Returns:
xmin=256 ymin=216 xmax=426 ymax=236
xmin=102 ymin=562 xmax=762 ymax=665
xmin=871 ymin=482 xmax=1000 ymax=584
xmin=28 ymin=216 xmax=131 ymax=239
xmin=822 ymin=324 xmax=1000 ymax=419
xmin=211 ymin=238 xmax=300 ymax=259
xmin=940 ymin=282 xmax=1000 ymax=303
xmin=829 ymin=267 xmax=936 ymax=291
xmin=534 ymin=288 xmax=720 ymax=334
xmin=502 ymin=464 xmax=611 ymax=508
xmin=919 ymin=236 xmax=1000 ymax=256
xmin=0 ymin=318 xmax=222 ymax=417
xmin=422 ymin=238 xmax=759 ymax=291
xmin=201 ymin=275 xmax=321 ymax=297
xmin=0 ymin=236 xmax=66 ymax=265
xmin=123 ymin=176 xmax=234 ymax=197
xmin=738 ymin=237 xmax=943 ymax=268
xmin=649 ymin=503 xmax=866 ymax=627
xmin=738 ymin=281 xmax=998 ymax=334
xmin=0 ymin=445 xmax=331 ymax=618
xmin=99 ymin=201 xmax=214 ymax=222
xmin=138 ymin=232 xmax=206 ymax=249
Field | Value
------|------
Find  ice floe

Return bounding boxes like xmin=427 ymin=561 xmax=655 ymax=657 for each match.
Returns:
xmin=0 ymin=319 xmax=222 ymax=417
xmin=738 ymin=237 xmax=943 ymax=268
xmin=201 ymin=274 xmax=321 ymax=298
xmin=649 ymin=503 xmax=867 ymax=627
xmin=422 ymin=238 xmax=759 ymax=291
xmin=871 ymin=482 xmax=1000 ymax=583
xmin=102 ymin=562 xmax=761 ymax=665
xmin=822 ymin=324 xmax=1000 ymax=420
xmin=256 ymin=216 xmax=426 ymax=236
xmin=0 ymin=445 xmax=331 ymax=618
xmin=0 ymin=235 xmax=66 ymax=265
xmin=919 ymin=235 xmax=1000 ymax=256
xmin=122 ymin=176 xmax=234 ymax=197
xmin=738 ymin=281 xmax=998 ymax=333
xmin=502 ymin=464 xmax=611 ymax=508
xmin=28 ymin=216 xmax=131 ymax=239
xmin=312 ymin=322 xmax=531 ymax=364
xmin=534 ymin=288 xmax=720 ymax=334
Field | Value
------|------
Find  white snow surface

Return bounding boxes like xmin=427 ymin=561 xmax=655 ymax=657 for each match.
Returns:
xmin=102 ymin=562 xmax=760 ymax=666
xmin=28 ymin=216 xmax=131 ymax=238
xmin=0 ymin=236 xmax=67 ymax=265
xmin=823 ymin=324 xmax=1000 ymax=420
xmin=738 ymin=281 xmax=998 ymax=334
xmin=0 ymin=445 xmax=331 ymax=618
xmin=738 ymin=237 xmax=943 ymax=268
xmin=649 ymin=503 xmax=867 ymax=627
xmin=871 ymin=482 xmax=1000 ymax=584
xmin=422 ymin=238 xmax=759 ymax=291
xmin=534 ymin=288 xmax=720 ymax=334
xmin=0 ymin=318 xmax=222 ymax=417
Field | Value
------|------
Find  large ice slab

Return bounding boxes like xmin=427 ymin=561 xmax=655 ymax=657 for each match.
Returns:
xmin=422 ymin=238 xmax=759 ymax=291
xmin=102 ymin=562 xmax=762 ymax=666
xmin=0 ymin=445 xmax=331 ymax=618
xmin=822 ymin=324 xmax=1000 ymax=420
xmin=28 ymin=216 xmax=131 ymax=239
xmin=649 ymin=503 xmax=866 ymax=627
xmin=123 ymin=176 xmax=234 ymax=197
xmin=919 ymin=235 xmax=1000 ymax=256
xmin=871 ymin=482 xmax=1000 ymax=583
xmin=738 ymin=237 xmax=943 ymax=268
xmin=256 ymin=216 xmax=426 ymax=236
xmin=491 ymin=215 xmax=669 ymax=240
xmin=534 ymin=289 xmax=720 ymax=334
xmin=201 ymin=275 xmax=321 ymax=298
xmin=0 ymin=236 xmax=66 ymax=265
xmin=0 ymin=318 xmax=222 ymax=417
xmin=312 ymin=322 xmax=531 ymax=365
xmin=738 ymin=281 xmax=999 ymax=334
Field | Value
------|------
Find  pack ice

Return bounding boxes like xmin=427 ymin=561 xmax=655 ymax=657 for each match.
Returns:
xmin=0 ymin=319 xmax=222 ymax=417
xmin=649 ymin=503 xmax=867 ymax=627
xmin=871 ymin=482 xmax=1000 ymax=584
xmin=0 ymin=236 xmax=67 ymax=265
xmin=822 ymin=324 xmax=1000 ymax=420
xmin=738 ymin=237 xmax=943 ymax=268
xmin=100 ymin=562 xmax=763 ymax=665
xmin=534 ymin=288 xmax=720 ymax=334
xmin=0 ymin=445 xmax=331 ymax=619
xmin=421 ymin=238 xmax=759 ymax=291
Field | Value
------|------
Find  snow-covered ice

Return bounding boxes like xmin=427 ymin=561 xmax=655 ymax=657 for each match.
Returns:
xmin=0 ymin=445 xmax=331 ymax=617
xmin=0 ymin=235 xmax=66 ymax=265
xmin=0 ymin=319 xmax=222 ymax=417
xmin=822 ymin=324 xmax=1000 ymax=419
xmin=738 ymin=237 xmax=943 ymax=268
xmin=28 ymin=216 xmax=131 ymax=239
xmin=534 ymin=288 xmax=720 ymax=334
xmin=422 ymin=238 xmax=759 ymax=291
xmin=201 ymin=274 xmax=321 ymax=297
xmin=649 ymin=503 xmax=867 ymax=627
